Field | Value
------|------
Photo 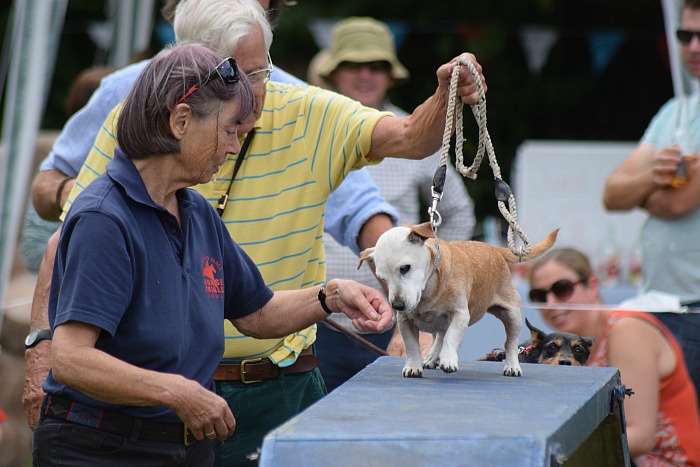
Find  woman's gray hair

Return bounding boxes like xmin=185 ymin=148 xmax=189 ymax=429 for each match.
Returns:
xmin=173 ymin=0 xmax=273 ymax=57
xmin=117 ymin=42 xmax=255 ymax=158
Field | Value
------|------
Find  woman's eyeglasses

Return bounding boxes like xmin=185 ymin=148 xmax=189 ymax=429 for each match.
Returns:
xmin=528 ymin=278 xmax=586 ymax=303
xmin=247 ymin=53 xmax=274 ymax=88
xmin=176 ymin=57 xmax=241 ymax=105
xmin=676 ymin=29 xmax=700 ymax=45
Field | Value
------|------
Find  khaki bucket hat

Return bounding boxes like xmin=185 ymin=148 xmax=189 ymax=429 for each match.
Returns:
xmin=318 ymin=17 xmax=409 ymax=84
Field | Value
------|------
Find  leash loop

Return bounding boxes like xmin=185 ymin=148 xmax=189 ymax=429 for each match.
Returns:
xmin=438 ymin=56 xmax=532 ymax=259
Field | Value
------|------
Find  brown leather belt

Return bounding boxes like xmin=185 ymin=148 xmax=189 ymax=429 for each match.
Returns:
xmin=214 ymin=347 xmax=317 ymax=383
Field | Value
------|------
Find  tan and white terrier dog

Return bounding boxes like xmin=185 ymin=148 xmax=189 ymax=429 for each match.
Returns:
xmin=359 ymin=222 xmax=558 ymax=378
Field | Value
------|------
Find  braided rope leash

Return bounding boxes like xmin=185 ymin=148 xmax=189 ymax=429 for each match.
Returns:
xmin=431 ymin=56 xmax=531 ymax=260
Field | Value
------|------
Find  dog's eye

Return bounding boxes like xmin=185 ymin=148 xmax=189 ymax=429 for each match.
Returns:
xmin=574 ymin=346 xmax=585 ymax=355
xmin=399 ymin=265 xmax=411 ymax=275
xmin=545 ymin=343 xmax=558 ymax=354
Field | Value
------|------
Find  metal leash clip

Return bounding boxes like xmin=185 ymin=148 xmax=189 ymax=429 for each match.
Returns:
xmin=428 ymin=186 xmax=443 ymax=229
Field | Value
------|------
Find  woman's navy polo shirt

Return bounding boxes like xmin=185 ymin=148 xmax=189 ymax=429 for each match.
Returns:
xmin=44 ymin=148 xmax=273 ymax=422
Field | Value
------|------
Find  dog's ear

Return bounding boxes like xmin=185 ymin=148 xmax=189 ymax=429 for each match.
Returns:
xmin=358 ymin=248 xmax=375 ymax=270
xmin=525 ymin=317 xmax=548 ymax=346
xmin=580 ymin=336 xmax=595 ymax=348
xmin=408 ymin=222 xmax=435 ymax=243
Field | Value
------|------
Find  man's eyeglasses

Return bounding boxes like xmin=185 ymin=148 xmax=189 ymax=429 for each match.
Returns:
xmin=676 ymin=29 xmax=700 ymax=45
xmin=528 ymin=278 xmax=586 ymax=303
xmin=247 ymin=53 xmax=274 ymax=88
xmin=338 ymin=61 xmax=392 ymax=73
xmin=176 ymin=57 xmax=241 ymax=105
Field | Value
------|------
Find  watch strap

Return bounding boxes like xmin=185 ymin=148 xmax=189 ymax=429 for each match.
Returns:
xmin=318 ymin=284 xmax=334 ymax=314
xmin=25 ymin=329 xmax=52 ymax=349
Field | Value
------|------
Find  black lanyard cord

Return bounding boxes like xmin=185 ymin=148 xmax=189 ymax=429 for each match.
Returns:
xmin=217 ymin=130 xmax=255 ymax=216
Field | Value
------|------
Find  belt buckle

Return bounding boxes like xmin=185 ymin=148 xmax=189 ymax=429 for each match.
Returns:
xmin=240 ymin=358 xmax=262 ymax=384
xmin=183 ymin=424 xmax=193 ymax=447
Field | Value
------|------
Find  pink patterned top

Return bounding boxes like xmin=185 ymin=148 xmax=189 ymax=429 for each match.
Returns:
xmin=588 ymin=310 xmax=700 ymax=466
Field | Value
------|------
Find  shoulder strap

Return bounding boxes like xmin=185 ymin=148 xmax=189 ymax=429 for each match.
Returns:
xmin=217 ymin=129 xmax=255 ymax=216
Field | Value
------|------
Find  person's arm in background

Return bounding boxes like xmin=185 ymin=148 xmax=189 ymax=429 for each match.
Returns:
xmin=31 ymin=62 xmax=147 ymax=220
xmin=604 ymin=142 xmax=700 ymax=218
xmin=31 ymin=92 xmax=113 ymax=220
xmin=602 ymin=144 xmax=660 ymax=211
xmin=607 ymin=318 xmax=666 ymax=457
xmin=325 ymin=168 xmax=399 ymax=256
xmin=603 ymin=98 xmax=688 ymax=214
xmin=22 ymin=228 xmax=61 ymax=430
xmin=641 ymin=153 xmax=700 ymax=218
xmin=31 ymin=171 xmax=76 ymax=221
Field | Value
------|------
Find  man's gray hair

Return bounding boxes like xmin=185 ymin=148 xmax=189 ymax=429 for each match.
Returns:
xmin=174 ymin=0 xmax=273 ymax=57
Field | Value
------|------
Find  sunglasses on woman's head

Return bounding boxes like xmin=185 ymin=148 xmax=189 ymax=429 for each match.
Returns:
xmin=528 ymin=278 xmax=586 ymax=303
xmin=676 ymin=29 xmax=700 ymax=45
xmin=176 ymin=57 xmax=241 ymax=105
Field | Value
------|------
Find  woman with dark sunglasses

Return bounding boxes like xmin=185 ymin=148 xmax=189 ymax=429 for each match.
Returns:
xmin=31 ymin=42 xmax=392 ymax=466
xmin=529 ymin=248 xmax=700 ymax=465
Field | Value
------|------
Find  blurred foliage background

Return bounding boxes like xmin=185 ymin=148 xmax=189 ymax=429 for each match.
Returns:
xmin=0 ymin=0 xmax=674 ymax=234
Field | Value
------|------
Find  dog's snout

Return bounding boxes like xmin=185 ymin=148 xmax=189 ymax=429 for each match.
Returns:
xmin=391 ymin=300 xmax=406 ymax=312
xmin=558 ymin=359 xmax=572 ymax=366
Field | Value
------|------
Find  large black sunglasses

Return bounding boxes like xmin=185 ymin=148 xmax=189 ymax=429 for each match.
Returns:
xmin=528 ymin=278 xmax=586 ymax=303
xmin=676 ymin=29 xmax=700 ymax=45
xmin=338 ymin=61 xmax=392 ymax=73
xmin=176 ymin=57 xmax=241 ymax=105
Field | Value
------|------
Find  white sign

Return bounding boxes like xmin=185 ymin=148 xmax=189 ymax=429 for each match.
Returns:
xmin=511 ymin=140 xmax=648 ymax=285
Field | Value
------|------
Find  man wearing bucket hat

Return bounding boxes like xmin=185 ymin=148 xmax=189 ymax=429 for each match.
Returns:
xmin=314 ymin=17 xmax=476 ymax=392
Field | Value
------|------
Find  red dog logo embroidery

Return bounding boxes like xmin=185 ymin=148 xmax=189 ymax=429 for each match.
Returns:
xmin=202 ymin=256 xmax=224 ymax=298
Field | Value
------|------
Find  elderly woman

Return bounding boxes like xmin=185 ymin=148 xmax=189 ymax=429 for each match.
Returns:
xmin=528 ymin=248 xmax=700 ymax=465
xmin=32 ymin=43 xmax=392 ymax=466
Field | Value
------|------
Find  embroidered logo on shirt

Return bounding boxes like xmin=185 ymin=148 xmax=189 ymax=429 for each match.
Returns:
xmin=202 ymin=256 xmax=224 ymax=298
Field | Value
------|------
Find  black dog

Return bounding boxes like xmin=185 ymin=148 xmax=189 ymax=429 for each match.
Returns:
xmin=480 ymin=318 xmax=594 ymax=366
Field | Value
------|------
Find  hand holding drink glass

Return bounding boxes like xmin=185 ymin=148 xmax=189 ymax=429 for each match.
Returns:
xmin=671 ymin=128 xmax=696 ymax=187
xmin=651 ymin=144 xmax=696 ymax=188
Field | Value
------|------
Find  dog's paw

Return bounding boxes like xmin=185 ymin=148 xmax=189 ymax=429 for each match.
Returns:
xmin=503 ymin=363 xmax=523 ymax=377
xmin=402 ymin=367 xmax=423 ymax=378
xmin=423 ymin=356 xmax=439 ymax=369
xmin=439 ymin=360 xmax=459 ymax=373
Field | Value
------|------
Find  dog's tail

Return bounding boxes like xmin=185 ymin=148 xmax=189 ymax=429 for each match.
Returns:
xmin=497 ymin=228 xmax=559 ymax=263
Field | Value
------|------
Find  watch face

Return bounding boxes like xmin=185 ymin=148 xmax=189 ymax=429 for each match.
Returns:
xmin=25 ymin=329 xmax=51 ymax=348
xmin=25 ymin=329 xmax=38 ymax=346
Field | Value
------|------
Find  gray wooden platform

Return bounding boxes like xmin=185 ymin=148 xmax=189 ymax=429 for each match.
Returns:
xmin=260 ymin=357 xmax=629 ymax=466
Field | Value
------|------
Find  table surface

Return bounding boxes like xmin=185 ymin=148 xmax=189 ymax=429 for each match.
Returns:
xmin=260 ymin=357 xmax=623 ymax=467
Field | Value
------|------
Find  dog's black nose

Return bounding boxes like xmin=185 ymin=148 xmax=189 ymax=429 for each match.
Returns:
xmin=559 ymin=360 xmax=572 ymax=366
xmin=392 ymin=300 xmax=405 ymax=312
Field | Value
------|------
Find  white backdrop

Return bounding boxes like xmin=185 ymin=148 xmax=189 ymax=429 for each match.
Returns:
xmin=512 ymin=140 xmax=648 ymax=283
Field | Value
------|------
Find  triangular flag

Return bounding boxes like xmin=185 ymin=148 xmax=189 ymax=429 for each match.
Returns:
xmin=519 ymin=25 xmax=558 ymax=75
xmin=587 ymin=28 xmax=625 ymax=75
